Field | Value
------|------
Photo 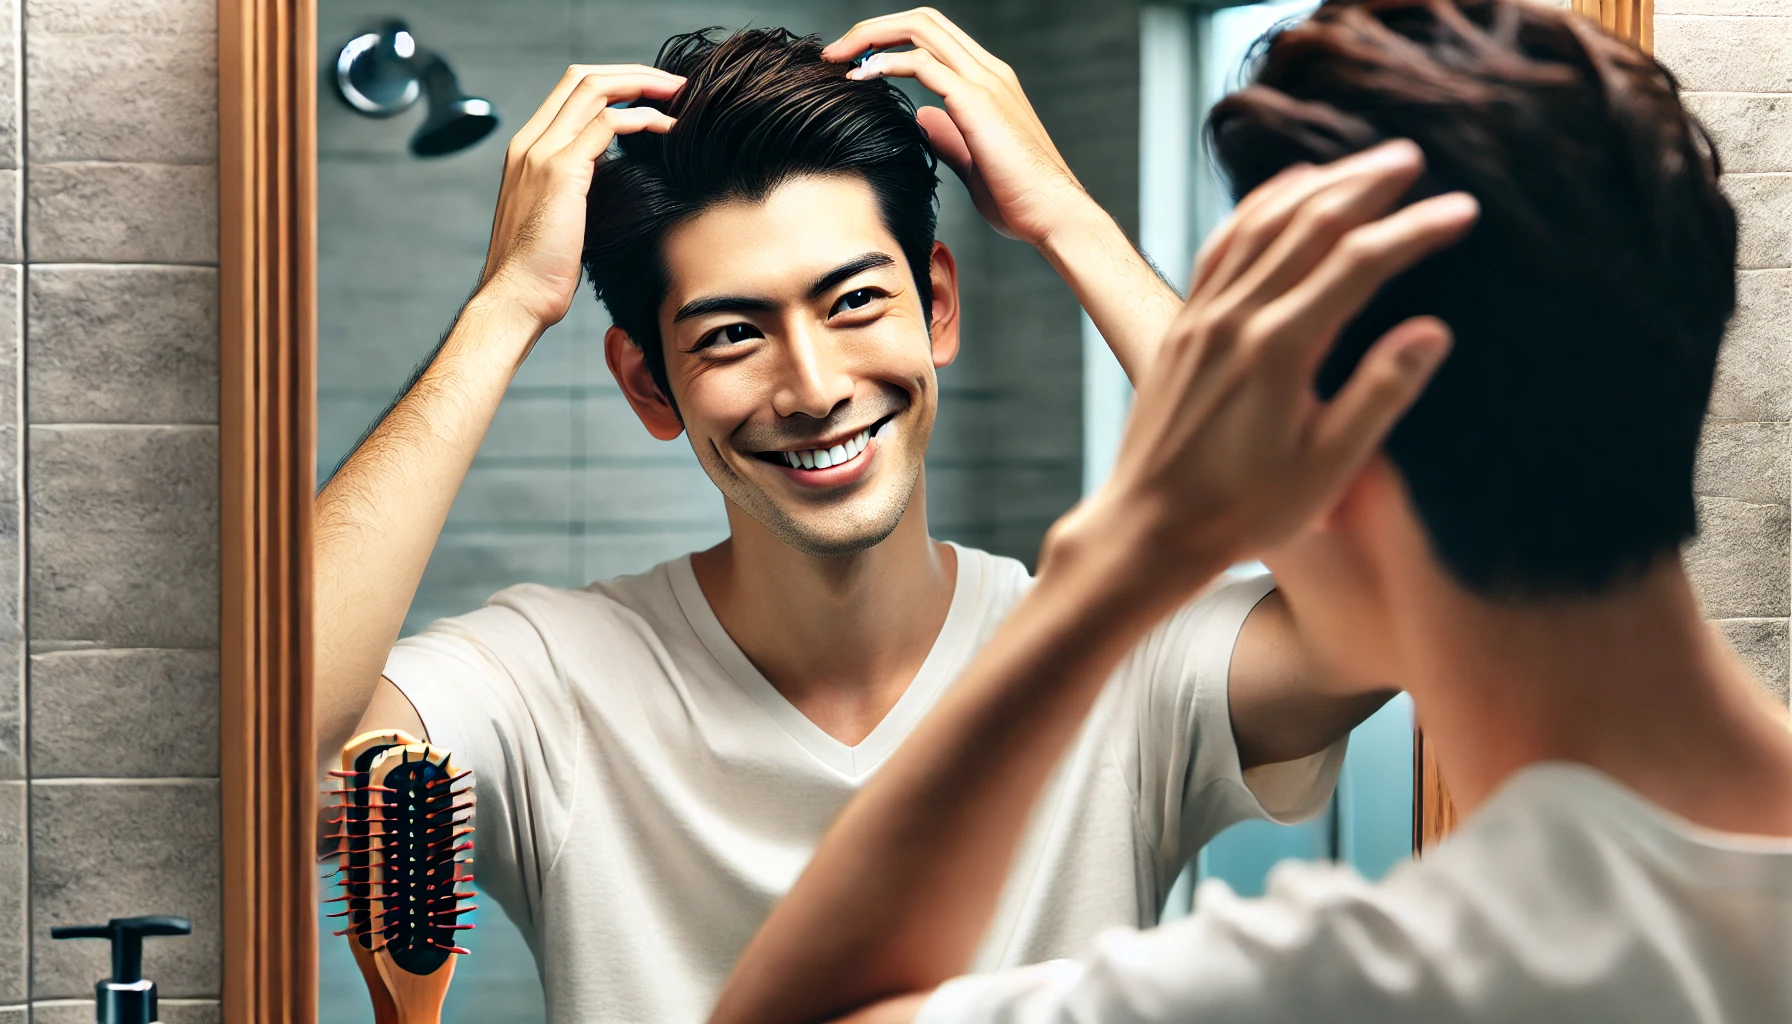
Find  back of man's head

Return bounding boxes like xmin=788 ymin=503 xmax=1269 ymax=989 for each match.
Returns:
xmin=1211 ymin=0 xmax=1737 ymax=598
xmin=582 ymin=28 xmax=940 ymax=402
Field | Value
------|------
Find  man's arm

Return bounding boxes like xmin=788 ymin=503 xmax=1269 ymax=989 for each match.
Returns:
xmin=824 ymin=10 xmax=1432 ymax=386
xmin=313 ymin=65 xmax=683 ymax=779
xmin=706 ymin=148 xmax=1477 ymax=1024
xmin=823 ymin=9 xmax=1176 ymax=378
xmin=1231 ymin=591 xmax=1397 ymax=769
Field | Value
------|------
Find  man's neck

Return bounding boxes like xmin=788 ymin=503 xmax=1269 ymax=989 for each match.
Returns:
xmin=1404 ymin=560 xmax=1792 ymax=837
xmin=689 ymin=483 xmax=958 ymax=746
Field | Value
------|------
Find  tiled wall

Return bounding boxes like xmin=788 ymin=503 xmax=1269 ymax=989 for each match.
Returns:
xmin=1659 ymin=0 xmax=1792 ymax=707
xmin=315 ymin=0 xmax=1133 ymax=633
xmin=0 ymin=0 xmax=223 ymax=1019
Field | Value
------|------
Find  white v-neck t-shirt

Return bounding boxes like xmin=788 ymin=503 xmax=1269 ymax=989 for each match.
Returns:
xmin=384 ymin=543 xmax=1344 ymax=1023
xmin=918 ymin=762 xmax=1792 ymax=1023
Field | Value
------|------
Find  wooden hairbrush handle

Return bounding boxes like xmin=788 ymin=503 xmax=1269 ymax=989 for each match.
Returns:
xmin=375 ymin=948 xmax=456 ymax=1024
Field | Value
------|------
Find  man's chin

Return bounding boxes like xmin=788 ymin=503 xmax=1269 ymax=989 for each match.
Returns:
xmin=760 ymin=509 xmax=907 ymax=559
xmin=729 ymin=485 xmax=915 ymax=559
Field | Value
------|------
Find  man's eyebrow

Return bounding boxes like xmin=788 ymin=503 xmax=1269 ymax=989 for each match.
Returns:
xmin=671 ymin=253 xmax=900 ymax=325
xmin=671 ymin=294 xmax=778 ymax=325
xmin=807 ymin=252 xmax=897 ymax=299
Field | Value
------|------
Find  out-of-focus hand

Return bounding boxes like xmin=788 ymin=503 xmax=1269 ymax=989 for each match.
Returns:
xmin=1050 ymin=141 xmax=1479 ymax=603
xmin=476 ymin=64 xmax=683 ymax=333
xmin=823 ymin=8 xmax=1090 ymax=247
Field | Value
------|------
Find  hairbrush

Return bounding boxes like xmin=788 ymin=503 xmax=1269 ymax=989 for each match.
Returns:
xmin=364 ymin=741 xmax=476 ymax=1024
xmin=325 ymin=729 xmax=417 ymax=1023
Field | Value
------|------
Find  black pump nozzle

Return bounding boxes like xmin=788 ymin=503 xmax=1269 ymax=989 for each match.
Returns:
xmin=51 ymin=916 xmax=192 ymax=1024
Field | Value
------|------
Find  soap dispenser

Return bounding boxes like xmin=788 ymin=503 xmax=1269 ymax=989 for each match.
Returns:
xmin=50 ymin=916 xmax=192 ymax=1024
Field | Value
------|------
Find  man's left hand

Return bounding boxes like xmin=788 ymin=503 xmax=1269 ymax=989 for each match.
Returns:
xmin=825 ymin=8 xmax=1094 ymax=247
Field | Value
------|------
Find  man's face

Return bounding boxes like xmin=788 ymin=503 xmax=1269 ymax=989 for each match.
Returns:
xmin=647 ymin=173 xmax=955 ymax=557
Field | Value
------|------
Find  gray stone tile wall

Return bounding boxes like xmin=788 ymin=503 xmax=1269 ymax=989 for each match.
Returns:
xmin=0 ymin=0 xmax=225 ymax=1016
xmin=1659 ymin=1 xmax=1792 ymax=705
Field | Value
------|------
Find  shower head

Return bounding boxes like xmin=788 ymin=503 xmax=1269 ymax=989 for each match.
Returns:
xmin=333 ymin=20 xmax=500 ymax=157
xmin=410 ymin=54 xmax=500 ymax=158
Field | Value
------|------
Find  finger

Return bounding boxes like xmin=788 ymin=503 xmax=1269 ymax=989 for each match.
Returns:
xmin=847 ymin=47 xmax=982 ymax=106
xmin=1189 ymin=163 xmax=1314 ymax=293
xmin=1227 ymin=151 xmax=1429 ymax=311
xmin=533 ymin=72 xmax=683 ymax=156
xmin=917 ymin=105 xmax=1016 ymax=239
xmin=826 ymin=11 xmax=990 ymax=82
xmin=565 ymin=106 xmax=676 ymax=165
xmin=1197 ymin=140 xmax=1423 ymax=301
xmin=510 ymin=66 xmax=684 ymax=156
xmin=1304 ymin=315 xmax=1451 ymax=497
xmin=1257 ymin=191 xmax=1479 ymax=375
xmin=916 ymin=105 xmax=972 ymax=175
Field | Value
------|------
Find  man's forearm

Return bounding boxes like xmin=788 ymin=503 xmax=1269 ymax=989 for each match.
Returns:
xmin=1038 ymin=205 xmax=1184 ymax=381
xmin=313 ymin=293 xmax=540 ymax=776
xmin=707 ymin=524 xmax=1225 ymax=1024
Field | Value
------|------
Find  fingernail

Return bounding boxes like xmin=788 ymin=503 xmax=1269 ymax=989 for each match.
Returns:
xmin=848 ymin=53 xmax=884 ymax=80
xmin=1400 ymin=341 xmax=1445 ymax=374
xmin=852 ymin=46 xmax=878 ymax=66
xmin=1365 ymin=139 xmax=1421 ymax=168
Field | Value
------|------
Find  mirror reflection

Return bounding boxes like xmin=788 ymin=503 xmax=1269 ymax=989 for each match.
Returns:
xmin=313 ymin=2 xmax=1415 ymax=1020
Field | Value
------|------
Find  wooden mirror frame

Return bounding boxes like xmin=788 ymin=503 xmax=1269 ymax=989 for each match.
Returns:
xmin=211 ymin=0 xmax=1649 ymax=1017
xmin=218 ymin=0 xmax=317 ymax=1020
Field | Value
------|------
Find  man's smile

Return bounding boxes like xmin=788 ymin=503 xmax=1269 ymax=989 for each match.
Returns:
xmin=753 ymin=411 xmax=899 ymax=470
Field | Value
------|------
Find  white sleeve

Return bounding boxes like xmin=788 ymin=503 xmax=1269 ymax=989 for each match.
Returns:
xmin=1124 ymin=571 xmax=1347 ymax=890
xmin=915 ymin=861 xmax=1454 ymax=1024
xmin=382 ymin=591 xmax=580 ymax=945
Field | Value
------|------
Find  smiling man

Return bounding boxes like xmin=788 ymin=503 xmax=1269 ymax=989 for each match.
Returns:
xmin=315 ymin=16 xmax=1397 ymax=1023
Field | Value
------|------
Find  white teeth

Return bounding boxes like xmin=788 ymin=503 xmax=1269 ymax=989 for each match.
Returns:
xmin=781 ymin=428 xmax=875 ymax=471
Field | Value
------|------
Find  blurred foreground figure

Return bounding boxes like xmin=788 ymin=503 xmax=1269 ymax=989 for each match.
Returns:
xmin=712 ymin=1 xmax=1792 ymax=1021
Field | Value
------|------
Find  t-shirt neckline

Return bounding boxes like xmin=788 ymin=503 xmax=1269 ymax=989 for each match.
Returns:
xmin=666 ymin=540 xmax=986 ymax=777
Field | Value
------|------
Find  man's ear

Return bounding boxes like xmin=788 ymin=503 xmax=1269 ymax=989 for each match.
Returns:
xmin=926 ymin=240 xmax=961 ymax=369
xmin=604 ymin=325 xmax=684 ymax=441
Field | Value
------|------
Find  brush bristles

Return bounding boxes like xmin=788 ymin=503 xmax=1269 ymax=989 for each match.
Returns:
xmin=330 ymin=744 xmax=477 ymax=974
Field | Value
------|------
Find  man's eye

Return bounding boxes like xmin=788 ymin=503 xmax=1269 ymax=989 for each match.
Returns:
xmin=700 ymin=322 xmax=764 ymax=349
xmin=830 ymin=288 xmax=880 ymax=316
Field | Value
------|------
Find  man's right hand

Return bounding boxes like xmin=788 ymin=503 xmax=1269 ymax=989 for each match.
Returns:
xmin=1050 ymin=143 xmax=1479 ymax=609
xmin=475 ymin=65 xmax=682 ymax=333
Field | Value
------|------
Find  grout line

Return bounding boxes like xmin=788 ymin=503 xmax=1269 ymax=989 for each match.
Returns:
xmin=0 ymin=259 xmax=218 ymax=268
xmin=28 ymin=777 xmax=217 ymax=786
xmin=25 ymin=644 xmax=216 ymax=653
xmin=19 ymin=0 xmax=32 ymax=1008
xmin=23 ymin=262 xmax=219 ymax=272
xmin=24 ymin=422 xmax=217 ymax=430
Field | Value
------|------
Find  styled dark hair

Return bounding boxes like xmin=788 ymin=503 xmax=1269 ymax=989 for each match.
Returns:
xmin=581 ymin=28 xmax=940 ymax=402
xmin=1210 ymin=0 xmax=1737 ymax=597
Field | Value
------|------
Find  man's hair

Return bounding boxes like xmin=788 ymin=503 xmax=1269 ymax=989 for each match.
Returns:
xmin=582 ymin=28 xmax=940 ymax=402
xmin=1210 ymin=0 xmax=1737 ymax=597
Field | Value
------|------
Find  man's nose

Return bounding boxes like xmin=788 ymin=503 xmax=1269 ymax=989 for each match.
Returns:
xmin=772 ymin=324 xmax=856 ymax=421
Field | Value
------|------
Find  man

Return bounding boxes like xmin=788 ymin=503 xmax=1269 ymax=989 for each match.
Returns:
xmin=709 ymin=1 xmax=1792 ymax=1021
xmin=316 ymin=13 xmax=1396 ymax=1022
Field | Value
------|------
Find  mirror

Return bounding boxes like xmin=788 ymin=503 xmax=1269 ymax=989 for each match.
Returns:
xmin=306 ymin=1 xmax=1425 ymax=1020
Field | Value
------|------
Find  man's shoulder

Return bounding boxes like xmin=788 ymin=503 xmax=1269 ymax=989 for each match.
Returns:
xmin=403 ymin=556 xmax=692 ymax=656
xmin=949 ymin=541 xmax=1035 ymax=610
